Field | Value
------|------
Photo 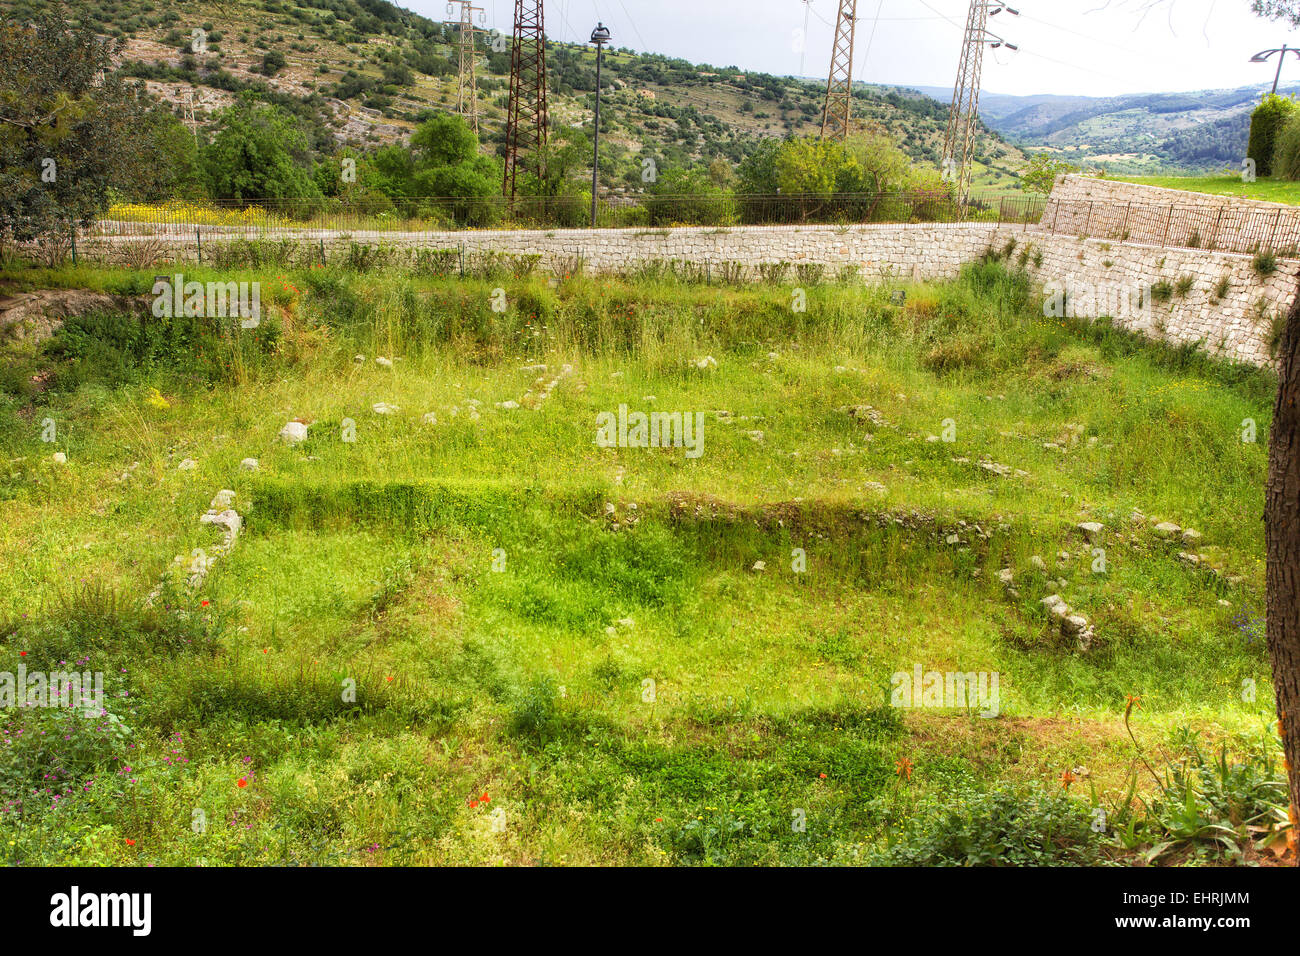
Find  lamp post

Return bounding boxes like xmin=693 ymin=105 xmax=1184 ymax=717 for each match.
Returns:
xmin=590 ymin=22 xmax=611 ymax=227
xmin=1252 ymin=45 xmax=1300 ymax=95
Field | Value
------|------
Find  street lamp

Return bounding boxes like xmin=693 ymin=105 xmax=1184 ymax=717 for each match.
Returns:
xmin=1252 ymin=46 xmax=1300 ymax=95
xmin=590 ymin=22 xmax=612 ymax=227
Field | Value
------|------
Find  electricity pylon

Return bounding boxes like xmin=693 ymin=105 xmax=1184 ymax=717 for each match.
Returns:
xmin=443 ymin=1 xmax=485 ymax=134
xmin=941 ymin=2 xmax=1018 ymax=204
xmin=820 ymin=0 xmax=858 ymax=140
xmin=503 ymin=0 xmax=549 ymax=201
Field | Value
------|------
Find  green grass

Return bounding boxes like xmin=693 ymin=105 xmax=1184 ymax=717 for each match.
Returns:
xmin=0 ymin=252 xmax=1287 ymax=866
xmin=1112 ymin=174 xmax=1300 ymax=205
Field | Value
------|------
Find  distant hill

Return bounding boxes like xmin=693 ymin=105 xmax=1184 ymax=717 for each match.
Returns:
xmin=912 ymin=83 xmax=1297 ymax=174
xmin=0 ymin=0 xmax=1027 ymax=194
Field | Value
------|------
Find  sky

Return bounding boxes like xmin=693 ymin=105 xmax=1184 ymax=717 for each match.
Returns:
xmin=401 ymin=0 xmax=1300 ymax=98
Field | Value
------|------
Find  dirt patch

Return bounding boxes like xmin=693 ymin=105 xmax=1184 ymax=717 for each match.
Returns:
xmin=0 ymin=288 xmax=147 ymax=347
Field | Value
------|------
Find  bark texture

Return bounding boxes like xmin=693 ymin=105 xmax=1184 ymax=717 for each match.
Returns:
xmin=1266 ymin=277 xmax=1300 ymax=864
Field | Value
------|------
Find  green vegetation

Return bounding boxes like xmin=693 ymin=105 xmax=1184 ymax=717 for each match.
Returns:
xmin=1247 ymin=93 xmax=1297 ymax=178
xmin=1111 ymin=175 xmax=1300 ymax=205
xmin=0 ymin=254 xmax=1287 ymax=865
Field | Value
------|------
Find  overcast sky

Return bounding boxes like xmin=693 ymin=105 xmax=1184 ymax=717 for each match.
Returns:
xmin=402 ymin=0 xmax=1300 ymax=98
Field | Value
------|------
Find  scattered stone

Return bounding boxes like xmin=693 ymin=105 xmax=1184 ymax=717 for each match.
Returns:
xmin=421 ymin=412 xmax=438 ymax=426
xmin=279 ymin=421 xmax=309 ymax=444
xmin=1041 ymin=594 xmax=1070 ymax=621
xmin=1063 ymin=615 xmax=1089 ymax=635
xmin=751 ymin=560 xmax=767 ymax=573
xmin=1077 ymin=522 xmax=1104 ymax=541
xmin=520 ymin=364 xmax=548 ymax=373
xmin=353 ymin=354 xmax=365 ymax=363
xmin=178 ymin=458 xmax=198 ymax=471
xmin=694 ymin=356 xmax=718 ymax=371
xmin=371 ymin=402 xmax=399 ymax=415
xmin=51 ymin=452 xmax=66 ymax=464
xmin=1154 ymin=521 xmax=1182 ymax=537
xmin=1181 ymin=529 xmax=1203 ymax=545
xmin=945 ymin=533 xmax=960 ymax=545
xmin=496 ymin=400 xmax=520 ymax=410
xmin=375 ymin=357 xmax=393 ymax=367
xmin=864 ymin=481 xmax=887 ymax=494
xmin=747 ymin=430 xmax=764 ymax=442
xmin=1178 ymin=552 xmax=1202 ymax=567
xmin=240 ymin=458 xmax=258 ymax=471
xmin=1058 ymin=551 xmax=1071 ymax=561
xmin=997 ymin=568 xmax=1014 ymax=585
xmin=1030 ymin=555 xmax=1047 ymax=571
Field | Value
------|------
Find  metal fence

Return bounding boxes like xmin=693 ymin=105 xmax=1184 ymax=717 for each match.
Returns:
xmin=1038 ymin=197 xmax=1300 ymax=258
xmin=89 ymin=191 xmax=1047 ymax=240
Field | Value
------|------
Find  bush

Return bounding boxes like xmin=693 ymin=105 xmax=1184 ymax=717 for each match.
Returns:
xmin=874 ymin=785 xmax=1110 ymax=866
xmin=1248 ymin=93 xmax=1299 ymax=177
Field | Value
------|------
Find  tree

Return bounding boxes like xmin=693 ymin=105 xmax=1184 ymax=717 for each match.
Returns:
xmin=200 ymin=93 xmax=321 ymax=203
xmin=1247 ymin=93 xmax=1298 ymax=177
xmin=0 ymin=4 xmax=152 ymax=246
xmin=1021 ymin=153 xmax=1080 ymax=196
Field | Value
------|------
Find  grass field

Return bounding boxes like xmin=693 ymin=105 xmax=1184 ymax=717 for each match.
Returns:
xmin=1114 ymin=175 xmax=1300 ymax=205
xmin=0 ymin=247 xmax=1290 ymax=866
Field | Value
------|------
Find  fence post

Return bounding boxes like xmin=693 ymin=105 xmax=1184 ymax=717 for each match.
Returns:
xmin=1161 ymin=205 xmax=1175 ymax=246
xmin=1083 ymin=201 xmax=1093 ymax=237
xmin=1051 ymin=200 xmax=1061 ymax=233
xmin=1210 ymin=207 xmax=1224 ymax=252
xmin=196 ymin=227 xmax=202 ymax=265
xmin=70 ymin=226 xmax=77 ymax=265
xmin=320 ymin=237 xmax=326 ymax=266
xmin=1269 ymin=207 xmax=1283 ymax=250
xmin=1120 ymin=201 xmax=1131 ymax=240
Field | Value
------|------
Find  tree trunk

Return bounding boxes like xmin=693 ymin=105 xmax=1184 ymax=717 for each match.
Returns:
xmin=1266 ymin=278 xmax=1300 ymax=864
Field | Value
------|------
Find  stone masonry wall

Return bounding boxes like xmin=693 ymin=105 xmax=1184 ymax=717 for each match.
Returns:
xmin=84 ymin=221 xmax=1009 ymax=283
xmin=1012 ymin=231 xmax=1299 ymax=368
xmin=1042 ymin=174 xmax=1300 ymax=257
xmin=82 ymin=203 xmax=1299 ymax=367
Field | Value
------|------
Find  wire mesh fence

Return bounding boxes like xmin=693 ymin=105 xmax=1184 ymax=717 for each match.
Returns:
xmin=1038 ymin=197 xmax=1300 ymax=258
xmin=88 ymin=191 xmax=1048 ymax=240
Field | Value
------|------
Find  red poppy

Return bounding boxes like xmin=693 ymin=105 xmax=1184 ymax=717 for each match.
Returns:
xmin=469 ymin=799 xmax=479 ymax=808
xmin=818 ymin=772 xmax=826 ymax=779
xmin=125 ymin=839 xmax=135 ymax=846
xmin=201 ymin=600 xmax=209 ymax=607
xmin=18 ymin=651 xmax=25 ymax=657
xmin=481 ymin=793 xmax=489 ymax=803
xmin=237 ymin=778 xmax=248 ymax=788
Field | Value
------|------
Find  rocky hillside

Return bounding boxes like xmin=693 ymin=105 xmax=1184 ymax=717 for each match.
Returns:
xmin=0 ymin=0 xmax=1027 ymax=192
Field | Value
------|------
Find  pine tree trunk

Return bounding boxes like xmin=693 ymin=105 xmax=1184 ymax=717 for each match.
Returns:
xmin=1266 ymin=279 xmax=1300 ymax=865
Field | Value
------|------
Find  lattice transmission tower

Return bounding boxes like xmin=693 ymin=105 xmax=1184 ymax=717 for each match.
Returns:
xmin=941 ymin=1 xmax=1018 ymax=203
xmin=443 ymin=2 xmax=485 ymax=135
xmin=820 ymin=0 xmax=858 ymax=140
xmin=503 ymin=0 xmax=549 ymax=201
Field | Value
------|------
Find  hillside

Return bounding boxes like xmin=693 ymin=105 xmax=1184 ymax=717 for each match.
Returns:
xmin=0 ymin=0 xmax=1027 ymax=194
xmin=914 ymin=83 xmax=1291 ymax=175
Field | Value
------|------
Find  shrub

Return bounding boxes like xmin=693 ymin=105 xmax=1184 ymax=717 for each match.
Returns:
xmin=1249 ymin=92 xmax=1298 ymax=177
xmin=1253 ymin=250 xmax=1278 ymax=277
xmin=874 ymin=785 xmax=1110 ymax=866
